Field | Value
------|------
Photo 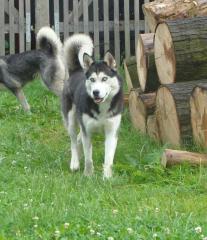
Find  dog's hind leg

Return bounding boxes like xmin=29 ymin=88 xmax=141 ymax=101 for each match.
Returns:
xmin=77 ymin=130 xmax=83 ymax=160
xmin=67 ymin=106 xmax=80 ymax=171
xmin=81 ymin=131 xmax=94 ymax=176
xmin=12 ymin=88 xmax=31 ymax=112
xmin=103 ymin=114 xmax=122 ymax=179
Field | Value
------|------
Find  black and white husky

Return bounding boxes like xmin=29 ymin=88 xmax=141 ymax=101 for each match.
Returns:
xmin=62 ymin=34 xmax=123 ymax=178
xmin=0 ymin=27 xmax=66 ymax=112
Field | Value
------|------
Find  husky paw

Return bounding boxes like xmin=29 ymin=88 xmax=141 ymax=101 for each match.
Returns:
xmin=70 ymin=158 xmax=80 ymax=171
xmin=103 ymin=165 xmax=113 ymax=179
xmin=84 ymin=162 xmax=94 ymax=176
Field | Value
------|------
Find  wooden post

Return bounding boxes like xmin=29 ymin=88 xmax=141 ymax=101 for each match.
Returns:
xmin=114 ymin=0 xmax=120 ymax=65
xmin=104 ymin=0 xmax=109 ymax=53
xmin=35 ymin=0 xmax=50 ymax=32
xmin=93 ymin=0 xmax=100 ymax=59
xmin=25 ymin=0 xmax=31 ymax=51
xmin=19 ymin=0 xmax=25 ymax=52
xmin=9 ymin=0 xmax=15 ymax=54
xmin=0 ymin=0 xmax=5 ymax=55
xmin=54 ymin=0 xmax=60 ymax=37
xmin=63 ymin=0 xmax=69 ymax=39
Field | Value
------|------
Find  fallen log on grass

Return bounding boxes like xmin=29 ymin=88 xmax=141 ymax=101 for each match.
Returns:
xmin=154 ymin=17 xmax=207 ymax=84
xmin=136 ymin=33 xmax=159 ymax=93
xmin=161 ymin=149 xmax=207 ymax=167
xmin=143 ymin=0 xmax=207 ymax=32
xmin=129 ymin=89 xmax=156 ymax=133
xmin=190 ymin=83 xmax=207 ymax=147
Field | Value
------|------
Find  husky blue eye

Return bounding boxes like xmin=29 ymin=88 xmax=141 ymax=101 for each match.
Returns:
xmin=102 ymin=77 xmax=108 ymax=82
xmin=90 ymin=78 xmax=95 ymax=82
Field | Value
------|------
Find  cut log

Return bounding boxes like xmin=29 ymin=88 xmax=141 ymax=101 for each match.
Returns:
xmin=129 ymin=89 xmax=156 ymax=133
xmin=154 ymin=16 xmax=207 ymax=84
xmin=143 ymin=0 xmax=207 ymax=32
xmin=136 ymin=33 xmax=160 ymax=93
xmin=161 ymin=149 xmax=207 ymax=167
xmin=147 ymin=115 xmax=160 ymax=141
xmin=190 ymin=83 xmax=207 ymax=147
xmin=156 ymin=80 xmax=207 ymax=146
xmin=124 ymin=56 xmax=139 ymax=91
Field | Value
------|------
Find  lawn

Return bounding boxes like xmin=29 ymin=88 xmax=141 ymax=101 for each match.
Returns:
xmin=0 ymin=79 xmax=207 ymax=240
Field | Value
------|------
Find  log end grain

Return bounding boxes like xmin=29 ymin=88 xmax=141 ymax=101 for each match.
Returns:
xmin=190 ymin=84 xmax=207 ymax=147
xmin=154 ymin=22 xmax=176 ymax=84
xmin=156 ymin=86 xmax=181 ymax=146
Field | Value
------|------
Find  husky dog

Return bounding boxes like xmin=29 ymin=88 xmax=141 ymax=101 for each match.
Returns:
xmin=0 ymin=26 xmax=66 ymax=112
xmin=62 ymin=34 xmax=123 ymax=178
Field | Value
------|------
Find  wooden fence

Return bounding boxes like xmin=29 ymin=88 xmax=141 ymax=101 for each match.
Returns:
xmin=0 ymin=0 xmax=149 ymax=64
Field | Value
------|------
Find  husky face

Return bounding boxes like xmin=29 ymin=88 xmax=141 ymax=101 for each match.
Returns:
xmin=83 ymin=52 xmax=120 ymax=104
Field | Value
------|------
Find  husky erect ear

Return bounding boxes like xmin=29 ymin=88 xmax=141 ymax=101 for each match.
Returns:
xmin=104 ymin=52 xmax=117 ymax=71
xmin=83 ymin=53 xmax=94 ymax=71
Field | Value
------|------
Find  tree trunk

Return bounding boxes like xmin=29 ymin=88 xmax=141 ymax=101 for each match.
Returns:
xmin=156 ymin=80 xmax=207 ymax=146
xmin=147 ymin=115 xmax=160 ymax=141
xmin=136 ymin=33 xmax=160 ymax=93
xmin=143 ymin=0 xmax=207 ymax=32
xmin=190 ymin=83 xmax=207 ymax=147
xmin=124 ymin=56 xmax=139 ymax=91
xmin=154 ymin=16 xmax=207 ymax=84
xmin=129 ymin=89 xmax=156 ymax=133
xmin=161 ymin=149 xmax=207 ymax=167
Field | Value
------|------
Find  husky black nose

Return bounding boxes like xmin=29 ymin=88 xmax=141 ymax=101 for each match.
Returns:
xmin=93 ymin=90 xmax=100 ymax=97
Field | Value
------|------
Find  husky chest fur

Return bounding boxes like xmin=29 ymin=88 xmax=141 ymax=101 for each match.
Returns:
xmin=62 ymin=34 xmax=123 ymax=178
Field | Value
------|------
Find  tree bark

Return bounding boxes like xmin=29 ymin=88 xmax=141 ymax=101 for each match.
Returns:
xmin=136 ymin=33 xmax=160 ymax=92
xmin=124 ymin=56 xmax=139 ymax=91
xmin=154 ymin=16 xmax=207 ymax=84
xmin=156 ymin=80 xmax=207 ymax=146
xmin=161 ymin=149 xmax=207 ymax=167
xmin=143 ymin=0 xmax=207 ymax=32
xmin=129 ymin=89 xmax=156 ymax=133
xmin=190 ymin=83 xmax=207 ymax=147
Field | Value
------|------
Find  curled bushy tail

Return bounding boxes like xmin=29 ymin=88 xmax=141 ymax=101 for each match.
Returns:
xmin=64 ymin=34 xmax=93 ymax=73
xmin=36 ymin=26 xmax=62 ymax=56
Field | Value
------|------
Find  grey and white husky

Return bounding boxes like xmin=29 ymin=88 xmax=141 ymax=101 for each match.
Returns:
xmin=62 ymin=34 xmax=123 ymax=178
xmin=0 ymin=27 xmax=66 ymax=112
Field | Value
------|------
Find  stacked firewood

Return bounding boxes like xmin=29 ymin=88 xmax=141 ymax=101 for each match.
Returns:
xmin=125 ymin=0 xmax=207 ymax=147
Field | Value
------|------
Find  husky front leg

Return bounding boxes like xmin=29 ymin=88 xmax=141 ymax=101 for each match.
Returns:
xmin=104 ymin=114 xmax=122 ymax=179
xmin=67 ymin=106 xmax=80 ymax=171
xmin=81 ymin=132 xmax=94 ymax=176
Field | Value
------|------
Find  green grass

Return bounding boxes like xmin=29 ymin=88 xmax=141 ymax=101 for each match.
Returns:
xmin=1 ymin=80 xmax=207 ymax=240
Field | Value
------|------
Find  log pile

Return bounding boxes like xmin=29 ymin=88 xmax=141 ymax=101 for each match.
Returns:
xmin=126 ymin=1 xmax=207 ymax=148
xmin=143 ymin=0 xmax=207 ymax=32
